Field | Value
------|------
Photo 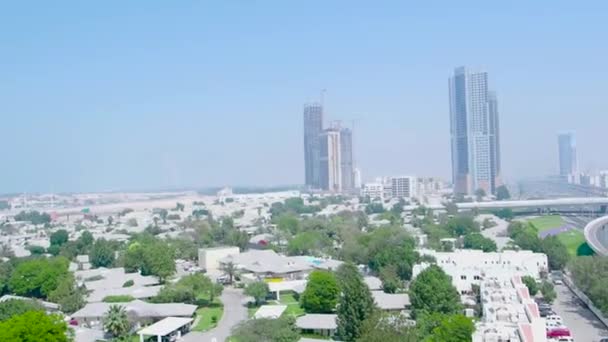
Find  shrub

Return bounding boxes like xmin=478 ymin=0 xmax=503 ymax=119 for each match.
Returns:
xmin=103 ymin=295 xmax=135 ymax=303
xmin=122 ymin=280 xmax=134 ymax=288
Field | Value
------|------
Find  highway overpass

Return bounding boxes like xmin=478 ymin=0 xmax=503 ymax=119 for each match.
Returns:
xmin=584 ymin=216 xmax=608 ymax=256
xmin=406 ymin=197 xmax=608 ymax=212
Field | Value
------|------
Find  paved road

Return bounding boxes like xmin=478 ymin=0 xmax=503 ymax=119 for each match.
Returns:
xmin=479 ymin=214 xmax=512 ymax=250
xmin=182 ymin=287 xmax=247 ymax=342
xmin=552 ymin=283 xmax=608 ymax=342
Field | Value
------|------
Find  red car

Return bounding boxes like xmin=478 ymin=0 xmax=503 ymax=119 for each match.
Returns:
xmin=547 ymin=327 xmax=571 ymax=338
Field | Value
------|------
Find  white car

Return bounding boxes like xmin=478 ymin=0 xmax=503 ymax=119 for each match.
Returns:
xmin=546 ymin=315 xmax=564 ymax=324
xmin=546 ymin=321 xmax=565 ymax=329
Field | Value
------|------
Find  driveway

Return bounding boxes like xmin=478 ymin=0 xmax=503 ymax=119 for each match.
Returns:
xmin=182 ymin=287 xmax=247 ymax=342
xmin=552 ymin=283 xmax=608 ymax=342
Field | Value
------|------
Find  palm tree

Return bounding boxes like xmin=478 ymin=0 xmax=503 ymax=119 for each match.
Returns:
xmin=220 ymin=261 xmax=238 ymax=284
xmin=103 ymin=305 xmax=130 ymax=338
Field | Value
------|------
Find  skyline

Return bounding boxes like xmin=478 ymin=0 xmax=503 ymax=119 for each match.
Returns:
xmin=2 ymin=1 xmax=608 ymax=193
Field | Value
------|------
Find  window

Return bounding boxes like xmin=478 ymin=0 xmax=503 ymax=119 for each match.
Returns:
xmin=461 ymin=275 xmax=467 ymax=280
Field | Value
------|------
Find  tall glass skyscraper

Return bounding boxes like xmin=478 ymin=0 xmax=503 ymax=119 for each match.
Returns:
xmin=303 ymin=103 xmax=323 ymax=189
xmin=339 ymin=127 xmax=354 ymax=191
xmin=449 ymin=67 xmax=502 ymax=195
xmin=558 ymin=132 xmax=577 ymax=177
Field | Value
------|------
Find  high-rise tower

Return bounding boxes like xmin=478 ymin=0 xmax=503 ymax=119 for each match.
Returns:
xmin=303 ymin=103 xmax=323 ymax=189
xmin=558 ymin=132 xmax=577 ymax=178
xmin=449 ymin=67 xmax=502 ymax=195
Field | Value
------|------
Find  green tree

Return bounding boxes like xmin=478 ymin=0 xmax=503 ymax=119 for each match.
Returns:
xmin=492 ymin=208 xmax=514 ymax=220
xmin=277 ymin=214 xmax=300 ymax=235
xmin=366 ymin=226 xmax=418 ymax=281
xmin=50 ymin=230 xmax=69 ymax=247
xmin=159 ymin=209 xmax=168 ymax=224
xmin=9 ymin=257 xmax=69 ymax=298
xmin=0 ymin=299 xmax=43 ymax=321
xmin=365 ymin=202 xmax=385 ymax=214
xmin=463 ymin=233 xmax=497 ymax=252
xmin=48 ymin=274 xmax=85 ymax=314
xmin=541 ymin=236 xmax=570 ymax=270
xmin=475 ymin=188 xmax=486 ymax=201
xmin=103 ymin=305 xmax=131 ymax=338
xmin=220 ymin=261 xmax=238 ymax=284
xmin=90 ymin=238 xmax=116 ymax=268
xmin=508 ymin=222 xmax=542 ymax=252
xmin=522 ymin=276 xmax=539 ymax=296
xmin=410 ymin=265 xmax=462 ymax=317
xmin=78 ymin=230 xmax=94 ymax=248
xmin=357 ymin=311 xmax=418 ymax=342
xmin=141 ymin=242 xmax=175 ymax=282
xmin=379 ymin=265 xmax=401 ymax=294
xmin=540 ymin=281 xmax=556 ymax=303
xmin=14 ymin=211 xmax=51 ymax=225
xmin=300 ymin=270 xmax=339 ymax=313
xmin=445 ymin=216 xmax=479 ymax=237
xmin=28 ymin=245 xmax=46 ymax=255
xmin=425 ymin=314 xmax=475 ymax=342
xmin=230 ymin=317 xmax=299 ymax=342
xmin=287 ymin=231 xmax=330 ymax=256
xmin=336 ymin=262 xmax=375 ymax=342
xmin=122 ymin=238 xmax=175 ymax=282
xmin=496 ymin=185 xmax=511 ymax=200
xmin=227 ymin=230 xmax=250 ymax=250
xmin=0 ymin=311 xmax=70 ymax=342
xmin=245 ymin=281 xmax=269 ymax=306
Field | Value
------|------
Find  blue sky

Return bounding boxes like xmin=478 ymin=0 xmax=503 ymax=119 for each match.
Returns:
xmin=2 ymin=1 xmax=608 ymax=193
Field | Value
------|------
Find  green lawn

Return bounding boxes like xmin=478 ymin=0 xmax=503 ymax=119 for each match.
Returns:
xmin=556 ymin=230 xmax=587 ymax=256
xmin=527 ymin=215 xmax=592 ymax=256
xmin=528 ymin=216 xmax=565 ymax=232
xmin=247 ymin=305 xmax=258 ymax=318
xmin=192 ymin=298 xmax=224 ymax=332
xmin=274 ymin=292 xmax=305 ymax=318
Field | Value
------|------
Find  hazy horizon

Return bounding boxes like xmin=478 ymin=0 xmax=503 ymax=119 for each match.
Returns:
xmin=2 ymin=1 xmax=608 ymax=193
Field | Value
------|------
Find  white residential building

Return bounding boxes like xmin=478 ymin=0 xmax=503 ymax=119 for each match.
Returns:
xmin=361 ymin=183 xmax=383 ymax=200
xmin=413 ymin=249 xmax=548 ymax=294
xmin=473 ymin=275 xmax=547 ymax=342
xmin=412 ymin=249 xmax=548 ymax=342
xmin=198 ymin=246 xmax=240 ymax=274
xmin=391 ymin=176 xmax=417 ymax=199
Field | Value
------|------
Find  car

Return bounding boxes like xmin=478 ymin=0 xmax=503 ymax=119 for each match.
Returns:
xmin=546 ymin=321 xmax=566 ymax=329
xmin=540 ymin=309 xmax=555 ymax=317
xmin=556 ymin=338 xmax=574 ymax=342
xmin=547 ymin=327 xmax=571 ymax=338
xmin=546 ymin=315 xmax=563 ymax=323
xmin=553 ymin=279 xmax=564 ymax=285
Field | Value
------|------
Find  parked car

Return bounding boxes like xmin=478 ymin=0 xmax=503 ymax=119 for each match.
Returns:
xmin=540 ymin=308 xmax=556 ymax=317
xmin=553 ymin=278 xmax=564 ymax=285
xmin=546 ymin=315 xmax=563 ymax=324
xmin=547 ymin=327 xmax=571 ymax=338
xmin=556 ymin=337 xmax=574 ymax=342
xmin=546 ymin=321 xmax=565 ymax=329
